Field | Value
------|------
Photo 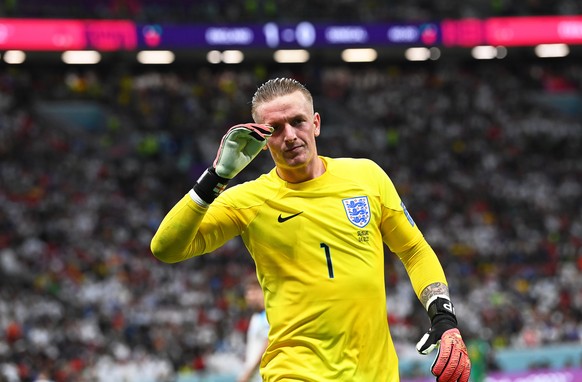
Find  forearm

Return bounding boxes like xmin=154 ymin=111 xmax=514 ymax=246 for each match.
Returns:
xmin=396 ymin=238 xmax=447 ymax=299
xmin=238 ymin=358 xmax=261 ymax=382
xmin=238 ymin=339 xmax=268 ymax=382
xmin=419 ymin=282 xmax=450 ymax=309
xmin=150 ymin=193 xmax=208 ymax=263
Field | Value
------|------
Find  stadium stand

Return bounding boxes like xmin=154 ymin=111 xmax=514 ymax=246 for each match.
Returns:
xmin=1 ymin=57 xmax=581 ymax=381
xmin=1 ymin=1 xmax=582 ymax=381
xmin=2 ymin=0 xmax=582 ymax=22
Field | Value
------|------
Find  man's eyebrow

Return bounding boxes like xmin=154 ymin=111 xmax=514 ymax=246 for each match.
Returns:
xmin=267 ymin=113 xmax=305 ymax=125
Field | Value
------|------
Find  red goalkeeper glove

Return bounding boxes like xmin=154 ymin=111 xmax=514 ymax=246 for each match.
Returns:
xmin=416 ymin=297 xmax=471 ymax=382
xmin=192 ymin=123 xmax=272 ymax=205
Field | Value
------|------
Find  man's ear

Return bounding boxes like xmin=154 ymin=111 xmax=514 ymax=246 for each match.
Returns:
xmin=313 ymin=112 xmax=321 ymax=137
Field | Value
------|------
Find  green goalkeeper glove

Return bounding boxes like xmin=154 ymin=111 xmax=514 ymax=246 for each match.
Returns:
xmin=192 ymin=123 xmax=273 ymax=205
xmin=213 ymin=123 xmax=273 ymax=179
xmin=416 ymin=296 xmax=471 ymax=382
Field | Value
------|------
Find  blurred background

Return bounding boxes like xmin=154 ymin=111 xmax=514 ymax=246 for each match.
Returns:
xmin=1 ymin=1 xmax=582 ymax=382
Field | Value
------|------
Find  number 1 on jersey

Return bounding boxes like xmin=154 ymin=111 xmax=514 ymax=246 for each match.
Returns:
xmin=320 ymin=243 xmax=334 ymax=279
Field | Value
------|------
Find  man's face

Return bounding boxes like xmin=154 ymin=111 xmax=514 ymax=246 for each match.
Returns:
xmin=254 ymin=91 xmax=320 ymax=173
xmin=245 ymin=283 xmax=265 ymax=311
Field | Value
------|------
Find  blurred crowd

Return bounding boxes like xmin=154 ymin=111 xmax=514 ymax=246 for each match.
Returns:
xmin=1 ymin=0 xmax=581 ymax=22
xmin=1 ymin=58 xmax=582 ymax=382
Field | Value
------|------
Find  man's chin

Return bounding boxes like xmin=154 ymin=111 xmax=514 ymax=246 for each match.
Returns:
xmin=284 ymin=149 xmax=308 ymax=162
xmin=282 ymin=157 xmax=306 ymax=168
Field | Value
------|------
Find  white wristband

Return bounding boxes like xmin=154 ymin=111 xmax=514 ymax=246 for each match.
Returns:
xmin=424 ymin=294 xmax=450 ymax=311
xmin=189 ymin=189 xmax=210 ymax=208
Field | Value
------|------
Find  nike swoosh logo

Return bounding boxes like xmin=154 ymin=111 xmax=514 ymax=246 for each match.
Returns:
xmin=277 ymin=211 xmax=304 ymax=223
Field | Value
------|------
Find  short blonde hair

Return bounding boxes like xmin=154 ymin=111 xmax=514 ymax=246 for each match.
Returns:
xmin=251 ymin=77 xmax=313 ymax=122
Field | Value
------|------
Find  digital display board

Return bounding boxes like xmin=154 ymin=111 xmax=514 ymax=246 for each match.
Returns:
xmin=441 ymin=19 xmax=485 ymax=47
xmin=2 ymin=17 xmax=582 ymax=52
xmin=0 ymin=19 xmax=86 ymax=50
xmin=0 ymin=19 xmax=137 ymax=51
xmin=485 ymin=16 xmax=582 ymax=46
xmin=136 ymin=22 xmax=442 ymax=49
xmin=441 ymin=16 xmax=582 ymax=47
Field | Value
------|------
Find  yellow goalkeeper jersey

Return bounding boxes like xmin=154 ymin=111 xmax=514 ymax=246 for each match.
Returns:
xmin=151 ymin=156 xmax=447 ymax=381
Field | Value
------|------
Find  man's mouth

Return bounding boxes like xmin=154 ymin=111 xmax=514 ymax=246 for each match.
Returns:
xmin=286 ymin=145 xmax=302 ymax=153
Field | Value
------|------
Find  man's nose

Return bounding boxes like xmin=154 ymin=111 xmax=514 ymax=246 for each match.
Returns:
xmin=282 ymin=124 xmax=296 ymax=142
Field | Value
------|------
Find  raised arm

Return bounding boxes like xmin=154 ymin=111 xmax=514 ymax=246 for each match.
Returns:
xmin=150 ymin=193 xmax=212 ymax=263
xmin=151 ymin=123 xmax=273 ymax=263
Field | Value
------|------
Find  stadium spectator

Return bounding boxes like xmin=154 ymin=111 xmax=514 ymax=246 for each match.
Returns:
xmin=237 ymin=275 xmax=268 ymax=382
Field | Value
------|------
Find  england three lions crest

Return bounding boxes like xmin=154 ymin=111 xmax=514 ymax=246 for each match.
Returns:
xmin=342 ymin=196 xmax=370 ymax=228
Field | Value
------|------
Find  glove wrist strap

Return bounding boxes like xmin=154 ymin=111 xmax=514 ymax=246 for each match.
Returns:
xmin=192 ymin=167 xmax=229 ymax=205
xmin=427 ymin=296 xmax=458 ymax=326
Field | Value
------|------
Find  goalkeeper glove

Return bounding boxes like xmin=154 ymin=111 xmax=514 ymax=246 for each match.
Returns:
xmin=416 ymin=296 xmax=471 ymax=382
xmin=192 ymin=123 xmax=273 ymax=205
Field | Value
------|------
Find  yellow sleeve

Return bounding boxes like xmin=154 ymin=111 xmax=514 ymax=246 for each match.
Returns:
xmin=150 ymin=193 xmax=241 ymax=263
xmin=395 ymin=238 xmax=448 ymax=298
xmin=375 ymin=164 xmax=447 ymax=298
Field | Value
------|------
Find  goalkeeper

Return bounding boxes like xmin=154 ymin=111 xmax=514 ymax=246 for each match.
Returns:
xmin=151 ymin=78 xmax=471 ymax=382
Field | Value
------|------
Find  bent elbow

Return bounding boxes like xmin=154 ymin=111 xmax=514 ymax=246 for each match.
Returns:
xmin=150 ymin=237 xmax=181 ymax=264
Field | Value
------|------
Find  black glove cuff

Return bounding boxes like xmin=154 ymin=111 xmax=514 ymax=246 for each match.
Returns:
xmin=193 ymin=167 xmax=230 ymax=204
xmin=427 ymin=297 xmax=458 ymax=327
